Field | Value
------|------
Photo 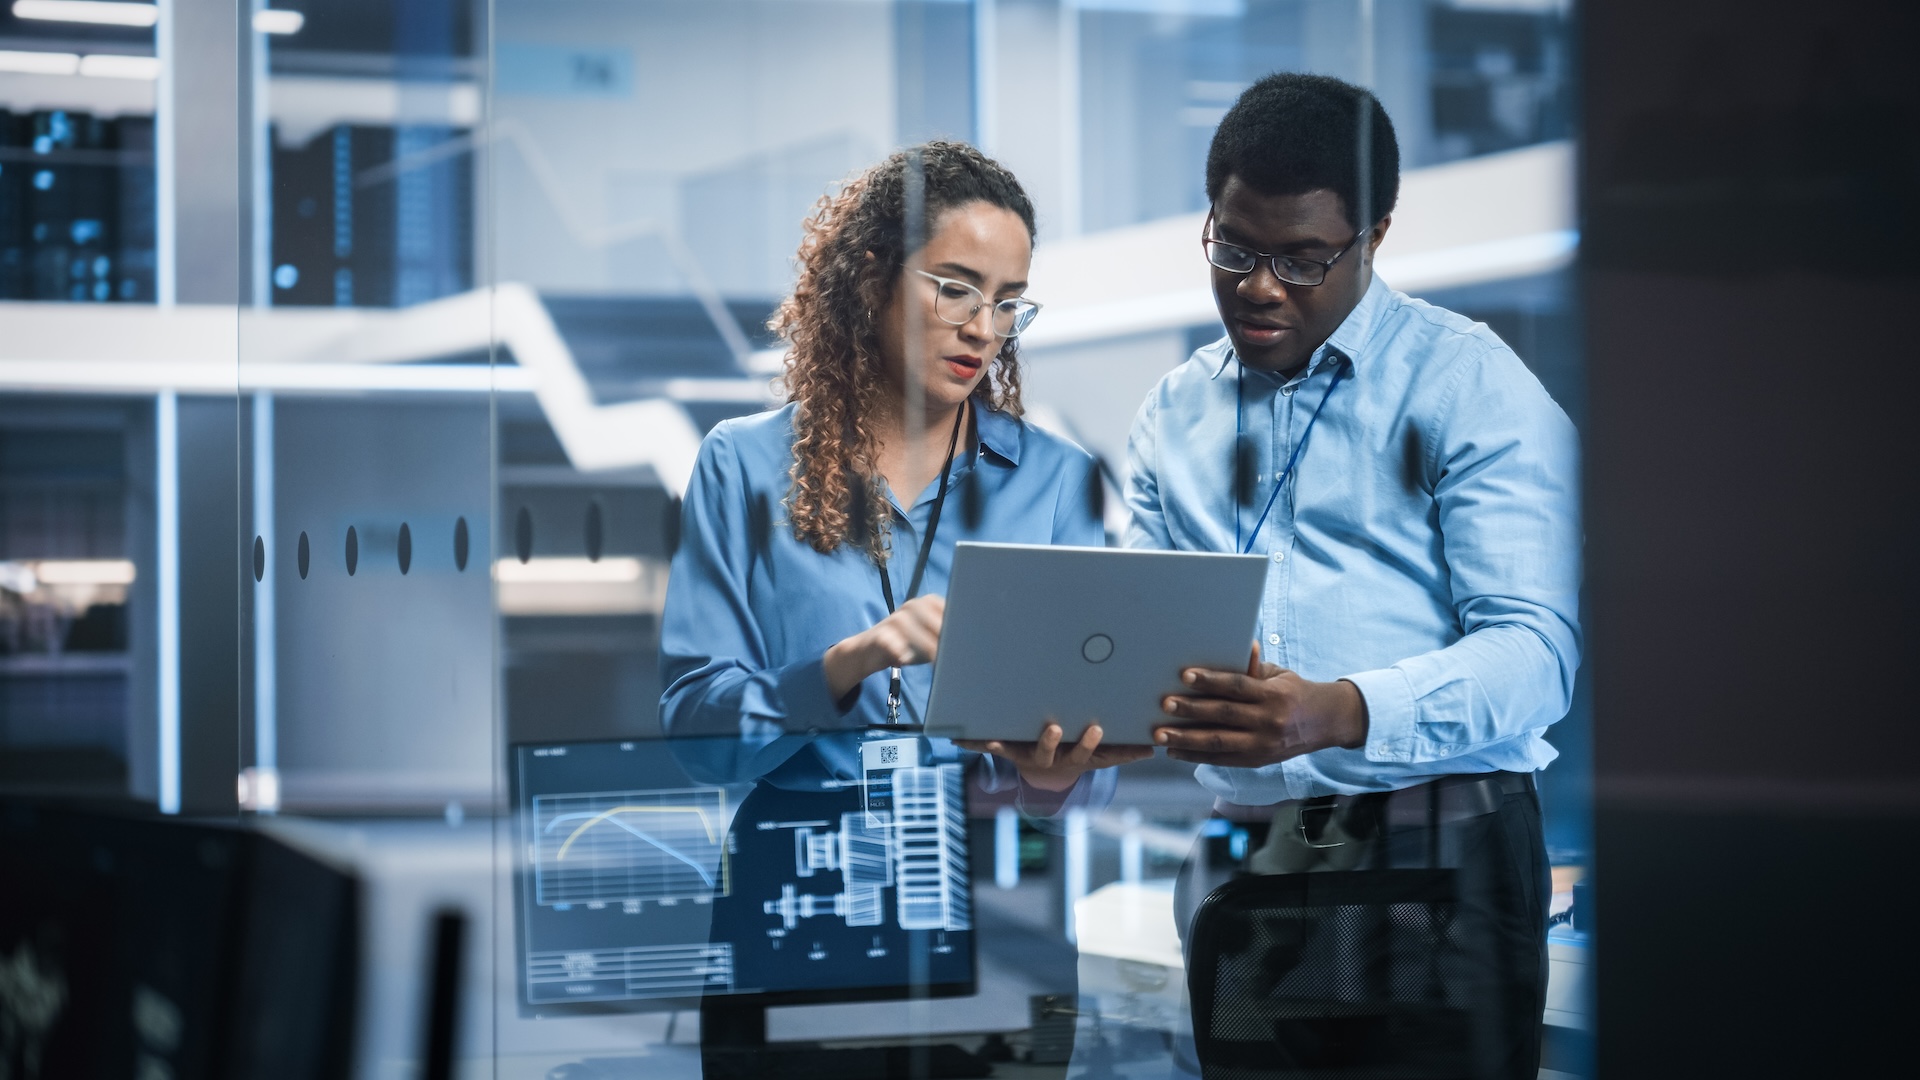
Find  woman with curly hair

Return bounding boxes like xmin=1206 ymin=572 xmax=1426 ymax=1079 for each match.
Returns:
xmin=659 ymin=143 xmax=1142 ymax=1043
xmin=661 ymin=139 xmax=1146 ymax=792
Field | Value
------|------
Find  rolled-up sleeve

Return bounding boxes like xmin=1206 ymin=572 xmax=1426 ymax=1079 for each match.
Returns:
xmin=968 ymin=752 xmax=1119 ymax=832
xmin=659 ymin=425 xmax=863 ymax=783
xmin=1347 ymin=346 xmax=1583 ymax=764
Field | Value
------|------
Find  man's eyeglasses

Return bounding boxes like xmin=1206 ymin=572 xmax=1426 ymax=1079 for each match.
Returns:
xmin=913 ymin=270 xmax=1043 ymax=340
xmin=1200 ymin=211 xmax=1373 ymax=287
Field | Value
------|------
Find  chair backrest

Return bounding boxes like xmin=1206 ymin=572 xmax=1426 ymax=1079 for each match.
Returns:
xmin=1185 ymin=868 xmax=1483 ymax=1080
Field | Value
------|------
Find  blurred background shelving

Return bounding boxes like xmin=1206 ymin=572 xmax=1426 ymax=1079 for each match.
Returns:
xmin=1 ymin=1 xmax=1586 ymax=835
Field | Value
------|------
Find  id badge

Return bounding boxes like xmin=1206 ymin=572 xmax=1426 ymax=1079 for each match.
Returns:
xmin=860 ymin=734 xmax=926 ymax=827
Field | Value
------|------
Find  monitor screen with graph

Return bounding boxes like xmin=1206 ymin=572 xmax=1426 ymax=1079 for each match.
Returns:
xmin=510 ymin=737 xmax=976 ymax=1015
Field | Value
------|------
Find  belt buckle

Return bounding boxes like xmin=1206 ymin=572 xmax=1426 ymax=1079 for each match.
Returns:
xmin=1296 ymin=799 xmax=1345 ymax=849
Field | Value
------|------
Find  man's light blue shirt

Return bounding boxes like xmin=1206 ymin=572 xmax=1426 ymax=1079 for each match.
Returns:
xmin=1125 ymin=275 xmax=1582 ymax=804
xmin=661 ymin=398 xmax=1114 ymax=815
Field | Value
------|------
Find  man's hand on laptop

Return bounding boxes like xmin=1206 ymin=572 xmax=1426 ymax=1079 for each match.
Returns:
xmin=957 ymin=723 xmax=1153 ymax=792
xmin=1153 ymin=645 xmax=1369 ymax=767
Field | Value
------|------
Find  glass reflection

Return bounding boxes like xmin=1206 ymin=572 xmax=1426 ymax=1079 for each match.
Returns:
xmin=0 ymin=2 xmax=1590 ymax=1078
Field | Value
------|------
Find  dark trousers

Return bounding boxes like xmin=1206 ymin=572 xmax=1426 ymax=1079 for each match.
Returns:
xmin=1173 ymin=777 xmax=1551 ymax=1080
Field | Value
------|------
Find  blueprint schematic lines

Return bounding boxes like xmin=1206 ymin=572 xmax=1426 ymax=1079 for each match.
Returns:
xmin=763 ymin=763 xmax=970 ymax=933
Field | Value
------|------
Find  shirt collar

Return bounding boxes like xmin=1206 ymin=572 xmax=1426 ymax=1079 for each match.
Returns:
xmin=973 ymin=396 xmax=1022 ymax=466
xmin=1208 ymin=273 xmax=1392 ymax=381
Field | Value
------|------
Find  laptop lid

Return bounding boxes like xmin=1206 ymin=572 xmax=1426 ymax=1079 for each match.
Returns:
xmin=924 ymin=543 xmax=1269 ymax=746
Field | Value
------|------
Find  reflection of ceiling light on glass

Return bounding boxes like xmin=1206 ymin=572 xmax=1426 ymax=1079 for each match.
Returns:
xmin=11 ymin=1 xmax=158 ymax=28
xmin=77 ymin=53 xmax=160 ymax=79
xmin=494 ymin=557 xmax=643 ymax=584
xmin=0 ymin=49 xmax=159 ymax=79
xmin=11 ymin=0 xmax=303 ymax=35
xmin=30 ymin=559 xmax=138 ymax=586
xmin=0 ymin=49 xmax=81 ymax=76
xmin=253 ymin=9 xmax=304 ymax=35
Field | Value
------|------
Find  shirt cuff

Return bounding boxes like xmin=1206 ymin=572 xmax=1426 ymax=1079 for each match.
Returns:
xmin=1343 ymin=668 xmax=1418 ymax=764
xmin=1015 ymin=766 xmax=1117 ymax=826
xmin=773 ymin=655 xmax=864 ymax=734
xmin=1017 ymin=778 xmax=1072 ymax=817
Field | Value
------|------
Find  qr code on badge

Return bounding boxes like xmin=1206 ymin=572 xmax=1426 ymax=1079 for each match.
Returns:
xmin=878 ymin=744 xmax=900 ymax=765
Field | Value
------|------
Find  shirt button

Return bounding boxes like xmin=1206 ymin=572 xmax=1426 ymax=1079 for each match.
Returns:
xmin=1274 ymin=471 xmax=1284 ymax=480
xmin=1267 ymin=633 xmax=1282 ymax=646
xmin=1271 ymin=551 xmax=1285 ymax=563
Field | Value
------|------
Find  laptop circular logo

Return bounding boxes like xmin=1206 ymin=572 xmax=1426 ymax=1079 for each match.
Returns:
xmin=1082 ymin=633 xmax=1114 ymax=663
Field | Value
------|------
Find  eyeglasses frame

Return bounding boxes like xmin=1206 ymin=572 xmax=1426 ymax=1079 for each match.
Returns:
xmin=910 ymin=269 xmax=1043 ymax=340
xmin=1200 ymin=210 xmax=1376 ymax=288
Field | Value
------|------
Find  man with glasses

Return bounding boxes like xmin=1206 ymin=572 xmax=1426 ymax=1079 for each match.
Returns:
xmin=1128 ymin=74 xmax=1580 ymax=1078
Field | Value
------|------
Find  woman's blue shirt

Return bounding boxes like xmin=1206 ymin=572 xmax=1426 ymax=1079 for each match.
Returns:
xmin=660 ymin=397 xmax=1114 ymax=810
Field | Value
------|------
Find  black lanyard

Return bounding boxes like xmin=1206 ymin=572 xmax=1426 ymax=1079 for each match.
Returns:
xmin=1237 ymin=360 xmax=1347 ymax=555
xmin=876 ymin=402 xmax=967 ymax=724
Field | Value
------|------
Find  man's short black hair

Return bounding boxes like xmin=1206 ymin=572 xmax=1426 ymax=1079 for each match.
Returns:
xmin=1206 ymin=72 xmax=1400 ymax=228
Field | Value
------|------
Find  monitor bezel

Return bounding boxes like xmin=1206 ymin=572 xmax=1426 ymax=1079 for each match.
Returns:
xmin=508 ymin=737 xmax=980 ymax=1019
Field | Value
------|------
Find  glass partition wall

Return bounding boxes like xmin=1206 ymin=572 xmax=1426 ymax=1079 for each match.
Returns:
xmin=3 ymin=1 xmax=1589 ymax=1077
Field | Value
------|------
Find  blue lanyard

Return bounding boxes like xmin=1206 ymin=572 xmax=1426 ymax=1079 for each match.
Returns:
xmin=1237 ymin=360 xmax=1348 ymax=555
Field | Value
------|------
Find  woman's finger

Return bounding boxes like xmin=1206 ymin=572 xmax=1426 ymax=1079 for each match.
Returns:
xmin=895 ymin=622 xmax=939 ymax=664
xmin=1032 ymin=723 xmax=1063 ymax=767
xmin=1068 ymin=724 xmax=1104 ymax=767
xmin=889 ymin=633 xmax=922 ymax=665
xmin=903 ymin=596 xmax=945 ymax=632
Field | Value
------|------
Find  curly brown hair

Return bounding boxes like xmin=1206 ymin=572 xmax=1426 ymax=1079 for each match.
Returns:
xmin=773 ymin=141 xmax=1036 ymax=558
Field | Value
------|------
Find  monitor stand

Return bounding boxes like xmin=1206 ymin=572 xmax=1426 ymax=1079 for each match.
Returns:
xmin=697 ymin=998 xmax=992 ymax=1080
xmin=700 ymin=999 xmax=769 ymax=1050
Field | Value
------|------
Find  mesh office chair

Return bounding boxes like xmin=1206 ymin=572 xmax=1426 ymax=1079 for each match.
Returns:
xmin=1185 ymin=868 xmax=1487 ymax=1080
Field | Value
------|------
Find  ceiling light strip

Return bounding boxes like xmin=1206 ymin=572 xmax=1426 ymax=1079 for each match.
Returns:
xmin=11 ymin=1 xmax=159 ymax=29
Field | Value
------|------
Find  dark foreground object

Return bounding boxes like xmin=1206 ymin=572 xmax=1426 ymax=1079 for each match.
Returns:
xmin=0 ymin=800 xmax=360 ymax=1080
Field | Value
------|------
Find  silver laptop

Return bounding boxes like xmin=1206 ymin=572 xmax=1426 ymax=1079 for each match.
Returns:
xmin=923 ymin=542 xmax=1270 ymax=747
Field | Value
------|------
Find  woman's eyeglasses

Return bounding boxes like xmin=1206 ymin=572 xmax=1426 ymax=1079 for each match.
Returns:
xmin=1200 ymin=211 xmax=1373 ymax=287
xmin=912 ymin=270 xmax=1042 ymax=340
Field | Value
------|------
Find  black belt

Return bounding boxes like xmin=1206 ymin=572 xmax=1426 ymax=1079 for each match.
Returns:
xmin=1216 ymin=770 xmax=1535 ymax=831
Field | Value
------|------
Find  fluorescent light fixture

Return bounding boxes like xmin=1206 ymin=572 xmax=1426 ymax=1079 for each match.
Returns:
xmin=0 ymin=49 xmax=81 ymax=75
xmin=494 ymin=556 xmax=644 ymax=584
xmin=11 ymin=1 xmax=158 ymax=28
xmin=77 ymin=52 xmax=160 ymax=79
xmin=253 ymin=9 xmax=304 ymax=35
xmin=32 ymin=559 xmax=138 ymax=586
xmin=495 ymin=556 xmax=664 ymax=617
xmin=0 ymin=563 xmax=37 ymax=594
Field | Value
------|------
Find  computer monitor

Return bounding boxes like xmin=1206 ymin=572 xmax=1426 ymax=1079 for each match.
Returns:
xmin=510 ymin=736 xmax=976 ymax=1020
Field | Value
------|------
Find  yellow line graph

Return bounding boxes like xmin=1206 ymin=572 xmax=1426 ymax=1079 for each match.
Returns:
xmin=554 ymin=805 xmax=720 ymax=862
